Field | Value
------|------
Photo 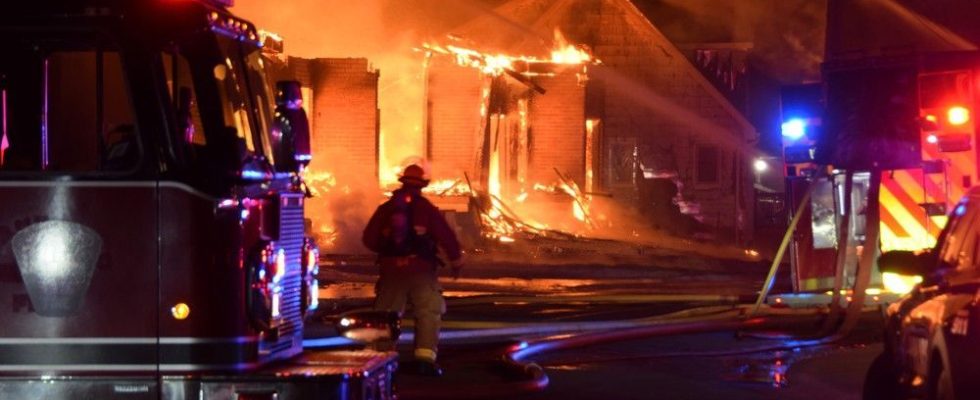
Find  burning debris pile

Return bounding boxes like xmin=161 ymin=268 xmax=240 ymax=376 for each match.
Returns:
xmin=389 ymin=169 xmax=596 ymax=245
xmin=422 ymin=179 xmax=471 ymax=197
xmin=534 ymin=168 xmax=596 ymax=229
xmin=443 ymin=169 xmax=600 ymax=245
xmin=304 ymin=170 xmax=381 ymax=254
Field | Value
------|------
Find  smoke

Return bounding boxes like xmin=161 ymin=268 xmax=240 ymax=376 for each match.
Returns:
xmin=309 ymin=183 xmax=382 ymax=254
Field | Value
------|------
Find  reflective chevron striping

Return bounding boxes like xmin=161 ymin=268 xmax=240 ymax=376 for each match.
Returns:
xmin=880 ymin=172 xmax=939 ymax=251
xmin=877 ymin=130 xmax=977 ymax=252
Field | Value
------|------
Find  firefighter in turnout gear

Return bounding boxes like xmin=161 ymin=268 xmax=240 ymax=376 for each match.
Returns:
xmin=362 ymin=164 xmax=463 ymax=376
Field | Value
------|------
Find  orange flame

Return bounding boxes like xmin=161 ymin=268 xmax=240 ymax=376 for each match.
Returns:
xmin=421 ymin=29 xmax=597 ymax=77
xmin=304 ymin=171 xmax=338 ymax=248
xmin=422 ymin=179 xmax=471 ymax=196
xmin=532 ymin=180 xmax=594 ymax=227
xmin=551 ymin=29 xmax=592 ymax=64
xmin=305 ymin=171 xmax=337 ymax=197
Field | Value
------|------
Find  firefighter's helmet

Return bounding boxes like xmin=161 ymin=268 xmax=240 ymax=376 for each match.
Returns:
xmin=398 ymin=164 xmax=430 ymax=187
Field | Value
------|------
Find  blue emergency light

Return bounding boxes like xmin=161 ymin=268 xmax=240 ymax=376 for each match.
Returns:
xmin=781 ymin=118 xmax=807 ymax=141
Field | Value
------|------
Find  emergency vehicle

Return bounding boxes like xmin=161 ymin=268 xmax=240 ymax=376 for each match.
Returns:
xmin=0 ymin=1 xmax=396 ymax=399
xmin=781 ymin=51 xmax=980 ymax=295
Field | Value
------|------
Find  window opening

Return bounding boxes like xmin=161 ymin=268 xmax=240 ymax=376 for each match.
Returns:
xmin=696 ymin=144 xmax=720 ymax=184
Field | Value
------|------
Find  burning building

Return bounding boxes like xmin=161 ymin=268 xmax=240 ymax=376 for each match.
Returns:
xmin=422 ymin=0 xmax=759 ymax=244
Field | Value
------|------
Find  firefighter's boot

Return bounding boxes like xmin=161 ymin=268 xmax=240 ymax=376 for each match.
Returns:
xmin=410 ymin=279 xmax=445 ymax=376
xmin=413 ymin=348 xmax=443 ymax=377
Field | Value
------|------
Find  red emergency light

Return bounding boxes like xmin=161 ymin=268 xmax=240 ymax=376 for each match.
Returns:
xmin=948 ymin=106 xmax=970 ymax=126
xmin=248 ymin=242 xmax=282 ymax=331
xmin=921 ymin=103 xmax=975 ymax=152
xmin=300 ymin=238 xmax=320 ymax=315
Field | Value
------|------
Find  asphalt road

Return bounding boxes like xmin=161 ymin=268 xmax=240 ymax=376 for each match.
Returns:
xmin=514 ymin=331 xmax=882 ymax=400
xmin=382 ymin=301 xmax=885 ymax=400
xmin=312 ymin=249 xmax=882 ymax=400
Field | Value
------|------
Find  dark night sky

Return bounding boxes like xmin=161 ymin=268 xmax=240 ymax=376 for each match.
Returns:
xmin=636 ymin=0 xmax=980 ymax=81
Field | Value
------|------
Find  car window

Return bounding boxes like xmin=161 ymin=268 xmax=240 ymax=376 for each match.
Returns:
xmin=215 ymin=37 xmax=263 ymax=158
xmin=958 ymin=215 xmax=980 ymax=271
xmin=0 ymin=33 xmax=139 ymax=174
xmin=161 ymin=51 xmax=205 ymax=147
xmin=939 ymin=201 xmax=977 ymax=269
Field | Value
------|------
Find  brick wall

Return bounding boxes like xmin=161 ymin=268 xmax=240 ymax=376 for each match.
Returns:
xmin=589 ymin=1 xmax=753 ymax=241
xmin=426 ymin=59 xmax=485 ymax=182
xmin=305 ymin=58 xmax=379 ymax=186
xmin=528 ymin=69 xmax=587 ymax=186
xmin=427 ymin=60 xmax=589 ymax=188
xmin=284 ymin=57 xmax=312 ymax=89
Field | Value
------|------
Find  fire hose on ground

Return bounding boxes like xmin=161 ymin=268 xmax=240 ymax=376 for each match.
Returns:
xmin=303 ymin=303 xmax=753 ymax=347
xmin=395 ymin=303 xmax=879 ymax=399
xmin=307 ymin=303 xmax=865 ymax=399
xmin=397 ymin=309 xmax=774 ymax=399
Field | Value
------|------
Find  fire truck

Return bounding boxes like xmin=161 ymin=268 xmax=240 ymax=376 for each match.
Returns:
xmin=0 ymin=1 xmax=396 ymax=399
xmin=781 ymin=51 xmax=980 ymax=295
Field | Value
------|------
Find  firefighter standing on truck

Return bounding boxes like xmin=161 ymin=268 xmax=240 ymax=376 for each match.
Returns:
xmin=362 ymin=164 xmax=463 ymax=377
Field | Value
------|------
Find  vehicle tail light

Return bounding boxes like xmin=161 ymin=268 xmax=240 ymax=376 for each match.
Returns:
xmin=271 ymin=248 xmax=286 ymax=284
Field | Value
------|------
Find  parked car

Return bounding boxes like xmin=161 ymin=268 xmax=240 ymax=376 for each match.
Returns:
xmin=867 ymin=188 xmax=980 ymax=400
